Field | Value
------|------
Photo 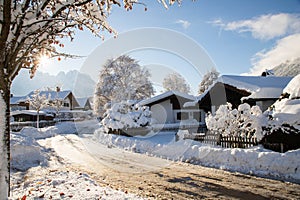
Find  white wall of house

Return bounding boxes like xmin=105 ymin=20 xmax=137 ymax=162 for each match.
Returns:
xmin=62 ymin=98 xmax=70 ymax=110
xmin=256 ymin=100 xmax=275 ymax=111
xmin=150 ymin=100 xmax=174 ymax=124
xmin=174 ymin=109 xmax=206 ymax=124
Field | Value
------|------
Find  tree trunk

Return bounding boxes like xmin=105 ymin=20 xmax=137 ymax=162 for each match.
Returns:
xmin=37 ymin=110 xmax=40 ymax=129
xmin=0 ymin=81 xmax=11 ymax=197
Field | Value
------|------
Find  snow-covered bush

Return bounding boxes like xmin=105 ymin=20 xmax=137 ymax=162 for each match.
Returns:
xmin=261 ymin=74 xmax=300 ymax=152
xmin=101 ymin=101 xmax=151 ymax=133
xmin=265 ymin=74 xmax=300 ymax=132
xmin=206 ymin=103 xmax=266 ymax=140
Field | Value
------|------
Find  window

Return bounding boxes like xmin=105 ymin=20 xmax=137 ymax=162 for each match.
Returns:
xmin=193 ymin=112 xmax=201 ymax=121
xmin=64 ymin=102 xmax=70 ymax=107
xmin=177 ymin=112 xmax=189 ymax=120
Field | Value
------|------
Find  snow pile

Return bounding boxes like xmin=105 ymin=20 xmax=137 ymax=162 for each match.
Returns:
xmin=283 ymin=74 xmax=300 ymax=99
xmin=206 ymin=103 xmax=266 ymax=140
xmin=19 ymin=119 xmax=101 ymax=138
xmin=55 ymin=110 xmax=94 ymax=121
xmin=101 ymin=101 xmax=151 ymax=132
xmin=267 ymin=74 xmax=300 ymax=130
xmin=10 ymin=121 xmax=144 ymax=199
xmin=10 ymin=170 xmax=144 ymax=200
xmin=94 ymin=130 xmax=300 ymax=183
xmin=270 ymin=99 xmax=300 ymax=130
xmin=10 ymin=120 xmax=101 ymax=171
xmin=55 ymin=120 xmax=101 ymax=135
xmin=94 ymin=130 xmax=177 ymax=153
xmin=10 ymin=133 xmax=47 ymax=171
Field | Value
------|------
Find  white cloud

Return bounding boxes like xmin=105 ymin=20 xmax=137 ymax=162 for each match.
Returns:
xmin=249 ymin=33 xmax=300 ymax=75
xmin=212 ymin=13 xmax=300 ymax=40
xmin=176 ymin=19 xmax=191 ymax=29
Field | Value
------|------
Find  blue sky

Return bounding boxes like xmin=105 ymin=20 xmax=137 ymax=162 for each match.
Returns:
xmin=38 ymin=0 xmax=300 ymax=95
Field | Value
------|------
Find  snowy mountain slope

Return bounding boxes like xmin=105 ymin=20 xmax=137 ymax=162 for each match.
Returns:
xmin=11 ymin=70 xmax=96 ymax=98
xmin=272 ymin=58 xmax=300 ymax=77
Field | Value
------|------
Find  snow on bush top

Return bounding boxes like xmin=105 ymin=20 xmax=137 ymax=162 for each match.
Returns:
xmin=283 ymin=74 xmax=300 ymax=99
xmin=101 ymin=101 xmax=151 ymax=132
xmin=265 ymin=74 xmax=300 ymax=130
xmin=206 ymin=103 xmax=265 ymax=140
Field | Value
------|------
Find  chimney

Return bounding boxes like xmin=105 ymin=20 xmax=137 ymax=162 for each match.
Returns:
xmin=56 ymin=86 xmax=61 ymax=92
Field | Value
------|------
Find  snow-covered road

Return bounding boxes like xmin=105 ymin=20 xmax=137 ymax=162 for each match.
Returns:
xmin=38 ymin=134 xmax=300 ymax=199
xmin=42 ymin=134 xmax=170 ymax=174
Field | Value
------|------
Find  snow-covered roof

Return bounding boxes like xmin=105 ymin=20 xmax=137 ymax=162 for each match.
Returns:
xmin=11 ymin=110 xmax=47 ymax=116
xmin=242 ymin=87 xmax=286 ymax=100
xmin=10 ymin=96 xmax=26 ymax=104
xmin=76 ymin=97 xmax=93 ymax=108
xmin=217 ymin=75 xmax=292 ymax=94
xmin=77 ymin=97 xmax=89 ymax=108
xmin=27 ymin=90 xmax=72 ymax=101
xmin=184 ymin=75 xmax=293 ymax=108
xmin=283 ymin=74 xmax=300 ymax=98
xmin=271 ymin=75 xmax=300 ymax=129
xmin=138 ymin=90 xmax=196 ymax=106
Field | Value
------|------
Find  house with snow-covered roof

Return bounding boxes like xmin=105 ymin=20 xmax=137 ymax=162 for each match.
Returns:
xmin=11 ymin=89 xmax=80 ymax=111
xmin=138 ymin=90 xmax=205 ymax=126
xmin=185 ymin=75 xmax=293 ymax=114
xmin=10 ymin=95 xmax=29 ymax=111
xmin=76 ymin=97 xmax=93 ymax=110
xmin=27 ymin=89 xmax=80 ymax=111
xmin=11 ymin=110 xmax=54 ymax=122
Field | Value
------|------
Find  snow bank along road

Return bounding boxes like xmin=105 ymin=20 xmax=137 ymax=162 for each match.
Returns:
xmin=39 ymin=134 xmax=300 ymax=199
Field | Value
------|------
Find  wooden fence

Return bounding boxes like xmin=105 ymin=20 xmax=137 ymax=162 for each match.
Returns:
xmin=183 ymin=132 xmax=258 ymax=149
xmin=220 ymin=135 xmax=258 ymax=148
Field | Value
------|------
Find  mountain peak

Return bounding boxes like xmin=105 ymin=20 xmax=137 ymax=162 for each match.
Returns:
xmin=272 ymin=58 xmax=300 ymax=77
xmin=11 ymin=69 xmax=95 ymax=98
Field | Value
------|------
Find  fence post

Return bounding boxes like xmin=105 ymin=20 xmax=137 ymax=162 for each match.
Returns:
xmin=217 ymin=133 xmax=221 ymax=146
xmin=280 ymin=143 xmax=284 ymax=153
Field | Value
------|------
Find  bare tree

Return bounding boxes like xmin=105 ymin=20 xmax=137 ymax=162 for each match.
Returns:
xmin=28 ymin=90 xmax=49 ymax=128
xmin=198 ymin=68 xmax=220 ymax=95
xmin=94 ymin=55 xmax=154 ymax=116
xmin=0 ymin=0 xmax=182 ymax=197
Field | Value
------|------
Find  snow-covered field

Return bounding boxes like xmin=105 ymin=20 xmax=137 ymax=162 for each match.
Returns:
xmin=9 ymin=119 xmax=300 ymax=198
